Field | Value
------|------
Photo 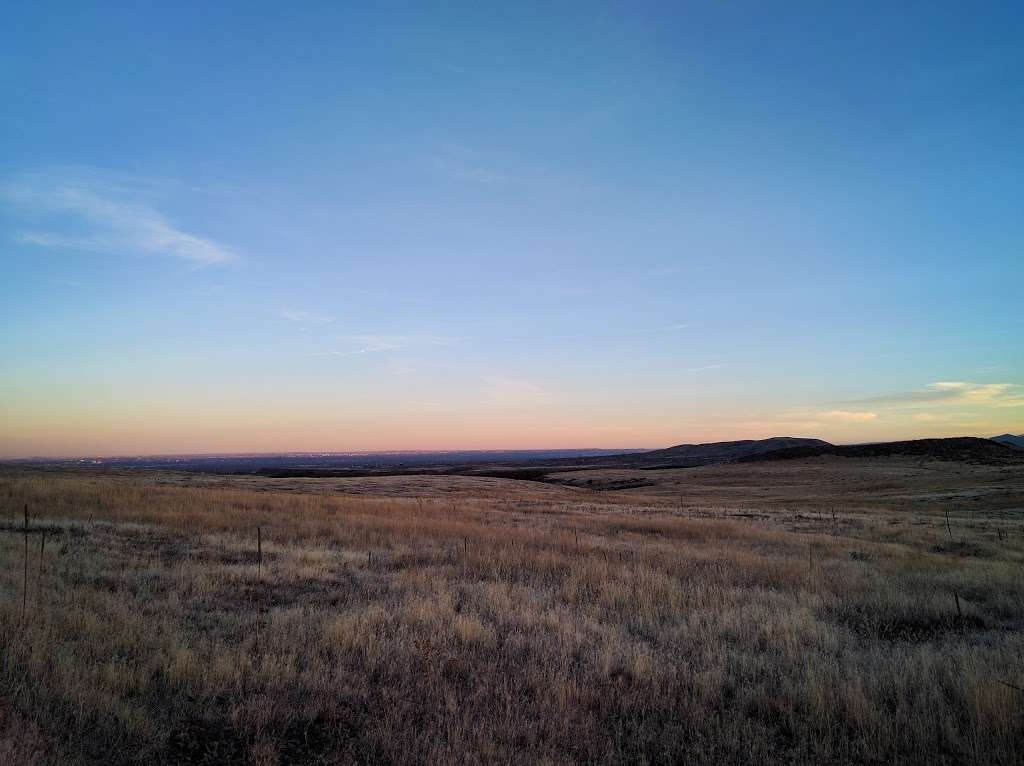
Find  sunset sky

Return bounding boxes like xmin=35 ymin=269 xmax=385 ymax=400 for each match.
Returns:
xmin=2 ymin=2 xmax=1022 ymax=457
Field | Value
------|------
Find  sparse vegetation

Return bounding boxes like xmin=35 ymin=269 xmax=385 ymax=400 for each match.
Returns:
xmin=2 ymin=462 xmax=1024 ymax=765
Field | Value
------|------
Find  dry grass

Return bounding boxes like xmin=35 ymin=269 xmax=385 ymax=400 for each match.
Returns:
xmin=2 ymin=463 xmax=1024 ymax=765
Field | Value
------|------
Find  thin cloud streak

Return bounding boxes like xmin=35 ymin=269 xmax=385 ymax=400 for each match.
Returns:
xmin=503 ymin=322 xmax=691 ymax=345
xmin=481 ymin=377 xmax=553 ymax=407
xmin=847 ymin=381 xmax=1023 ymax=408
xmin=313 ymin=334 xmax=462 ymax=356
xmin=431 ymin=144 xmax=514 ymax=186
xmin=3 ymin=169 xmax=237 ymax=266
xmin=821 ymin=410 xmax=878 ymax=422
xmin=278 ymin=308 xmax=334 ymax=324
xmin=626 ymin=323 xmax=690 ymax=335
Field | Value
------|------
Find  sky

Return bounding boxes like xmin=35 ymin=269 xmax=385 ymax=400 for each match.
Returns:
xmin=1 ymin=1 xmax=1023 ymax=457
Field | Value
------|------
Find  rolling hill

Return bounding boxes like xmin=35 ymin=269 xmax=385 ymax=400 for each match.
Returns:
xmin=741 ymin=437 xmax=1024 ymax=465
xmin=457 ymin=437 xmax=833 ymax=481
xmin=250 ymin=437 xmax=834 ymax=481
xmin=992 ymin=433 xmax=1024 ymax=450
xmin=607 ymin=437 xmax=832 ymax=468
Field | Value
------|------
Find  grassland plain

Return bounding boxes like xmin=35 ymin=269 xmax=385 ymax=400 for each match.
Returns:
xmin=1 ymin=459 xmax=1024 ymax=765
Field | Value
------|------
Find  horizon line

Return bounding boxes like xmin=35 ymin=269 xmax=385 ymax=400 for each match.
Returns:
xmin=1 ymin=432 xmax=1015 ymax=463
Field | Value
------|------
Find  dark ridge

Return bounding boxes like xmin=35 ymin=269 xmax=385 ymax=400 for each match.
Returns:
xmin=992 ymin=434 xmax=1024 ymax=450
xmin=505 ymin=437 xmax=833 ymax=472
xmin=625 ymin=437 xmax=832 ymax=468
xmin=465 ymin=437 xmax=834 ymax=474
xmin=244 ymin=438 xmax=833 ymax=484
xmin=740 ymin=437 xmax=1024 ymax=465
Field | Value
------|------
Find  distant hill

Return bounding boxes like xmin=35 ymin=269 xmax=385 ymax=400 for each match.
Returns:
xmin=619 ymin=437 xmax=832 ymax=468
xmin=741 ymin=437 xmax=1024 ymax=465
xmin=992 ymin=434 xmax=1024 ymax=450
xmin=455 ymin=437 xmax=834 ymax=482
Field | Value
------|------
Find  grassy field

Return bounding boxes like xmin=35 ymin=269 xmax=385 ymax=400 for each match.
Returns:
xmin=2 ymin=460 xmax=1024 ymax=764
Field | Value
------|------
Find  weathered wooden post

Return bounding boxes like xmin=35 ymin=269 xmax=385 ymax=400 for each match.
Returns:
xmin=22 ymin=505 xmax=29 ymax=623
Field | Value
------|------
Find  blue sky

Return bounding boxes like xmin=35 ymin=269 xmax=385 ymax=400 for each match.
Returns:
xmin=2 ymin=1 xmax=1022 ymax=456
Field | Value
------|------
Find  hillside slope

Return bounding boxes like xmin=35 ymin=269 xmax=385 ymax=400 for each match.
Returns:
xmin=250 ymin=438 xmax=838 ymax=482
xmin=741 ymin=437 xmax=1024 ymax=465
xmin=622 ymin=437 xmax=831 ymax=468
xmin=992 ymin=434 xmax=1024 ymax=450
xmin=459 ymin=437 xmax=833 ymax=482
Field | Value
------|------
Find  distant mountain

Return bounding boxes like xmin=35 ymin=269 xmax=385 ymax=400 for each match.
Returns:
xmin=742 ymin=437 xmax=1024 ymax=465
xmin=992 ymin=434 xmax=1024 ymax=450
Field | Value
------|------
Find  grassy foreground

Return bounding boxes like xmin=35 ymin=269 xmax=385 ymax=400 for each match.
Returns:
xmin=1 ymin=469 xmax=1023 ymax=764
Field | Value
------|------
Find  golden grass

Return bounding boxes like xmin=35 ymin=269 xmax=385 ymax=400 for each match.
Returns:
xmin=1 ymin=467 xmax=1024 ymax=764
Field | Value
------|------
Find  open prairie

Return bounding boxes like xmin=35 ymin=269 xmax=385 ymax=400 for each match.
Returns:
xmin=2 ymin=457 xmax=1024 ymax=765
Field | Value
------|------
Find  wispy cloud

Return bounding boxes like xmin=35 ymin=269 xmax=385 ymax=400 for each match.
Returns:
xmin=454 ymin=165 xmax=510 ymax=184
xmin=545 ymin=284 xmax=593 ymax=297
xmin=687 ymin=364 xmax=723 ymax=373
xmin=431 ymin=144 xmax=512 ymax=185
xmin=501 ymin=322 xmax=691 ymax=345
xmin=405 ymin=400 xmax=442 ymax=409
xmin=2 ymin=169 xmax=237 ymax=266
xmin=314 ymin=334 xmax=460 ymax=357
xmin=625 ymin=323 xmax=690 ymax=335
xmin=820 ymin=410 xmax=878 ymax=422
xmin=481 ymin=376 xmax=553 ymax=407
xmin=931 ymin=381 xmax=1020 ymax=404
xmin=345 ymin=335 xmax=411 ymax=354
xmin=849 ymin=381 xmax=1023 ymax=408
xmin=277 ymin=308 xmax=334 ymax=324
xmin=646 ymin=266 xmax=686 ymax=277
xmin=316 ymin=336 xmax=407 ymax=356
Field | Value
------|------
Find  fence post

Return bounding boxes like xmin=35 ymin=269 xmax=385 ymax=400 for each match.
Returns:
xmin=22 ymin=505 xmax=29 ymax=623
